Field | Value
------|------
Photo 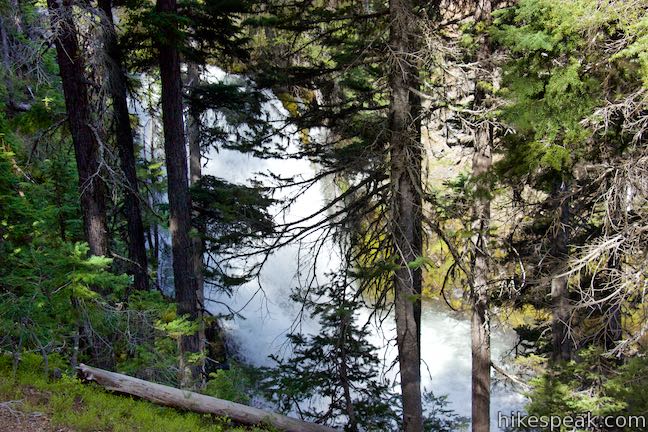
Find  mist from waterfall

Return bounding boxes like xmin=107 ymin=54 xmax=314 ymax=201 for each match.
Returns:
xmin=137 ymin=66 xmax=526 ymax=431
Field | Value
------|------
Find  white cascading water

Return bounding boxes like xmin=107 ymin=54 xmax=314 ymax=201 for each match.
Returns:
xmin=138 ymin=66 xmax=526 ymax=431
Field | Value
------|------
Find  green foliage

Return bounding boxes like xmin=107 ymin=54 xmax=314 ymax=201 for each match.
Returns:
xmin=205 ymin=362 xmax=257 ymax=405
xmin=2 ymin=1 xmax=647 ymax=431
xmin=613 ymin=14 xmax=648 ymax=87
xmin=187 ymin=80 xmax=279 ymax=156
xmin=156 ymin=315 xmax=201 ymax=339
xmin=492 ymin=0 xmax=610 ymax=184
xmin=192 ymin=175 xmax=274 ymax=291
xmin=0 ymin=0 xmax=61 ymax=119
xmin=0 ymin=126 xmax=134 ymax=361
xmin=521 ymin=348 xmax=648 ymax=431
xmin=120 ymin=0 xmax=249 ymax=71
xmin=494 ymin=0 xmax=648 ymax=186
xmin=0 ymin=353 xmax=269 ymax=432
xmin=484 ymin=4 xmax=648 ymax=429
xmin=407 ymin=255 xmax=434 ymax=270
xmin=605 ymin=356 xmax=648 ymax=421
xmin=251 ymin=0 xmax=391 ymax=165
xmin=0 ymin=126 xmax=183 ymax=381
xmin=261 ymin=274 xmax=465 ymax=431
xmin=261 ymin=277 xmax=399 ymax=431
xmin=422 ymin=391 xmax=469 ymax=432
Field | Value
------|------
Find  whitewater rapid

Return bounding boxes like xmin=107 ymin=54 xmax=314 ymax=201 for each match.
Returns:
xmin=140 ymin=66 xmax=526 ymax=430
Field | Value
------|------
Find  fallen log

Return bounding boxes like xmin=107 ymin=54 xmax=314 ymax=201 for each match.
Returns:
xmin=78 ymin=364 xmax=338 ymax=432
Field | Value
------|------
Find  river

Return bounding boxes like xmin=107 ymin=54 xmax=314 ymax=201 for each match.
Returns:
xmin=140 ymin=66 xmax=526 ymax=431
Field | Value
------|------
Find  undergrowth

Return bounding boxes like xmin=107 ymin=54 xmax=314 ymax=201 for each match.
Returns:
xmin=0 ymin=354 xmax=273 ymax=432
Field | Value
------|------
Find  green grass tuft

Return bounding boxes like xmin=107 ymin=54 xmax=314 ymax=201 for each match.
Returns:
xmin=0 ymin=354 xmax=272 ymax=432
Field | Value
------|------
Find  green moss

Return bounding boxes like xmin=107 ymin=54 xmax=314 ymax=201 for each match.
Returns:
xmin=277 ymin=92 xmax=300 ymax=118
xmin=276 ymin=91 xmax=310 ymax=144
xmin=500 ymin=304 xmax=549 ymax=329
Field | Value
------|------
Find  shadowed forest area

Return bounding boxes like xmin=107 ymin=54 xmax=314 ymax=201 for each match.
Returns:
xmin=0 ymin=0 xmax=647 ymax=431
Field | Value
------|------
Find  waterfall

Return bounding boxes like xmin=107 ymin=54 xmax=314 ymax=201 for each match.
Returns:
xmin=359 ymin=305 xmax=526 ymax=429
xmin=137 ymin=66 xmax=526 ymax=431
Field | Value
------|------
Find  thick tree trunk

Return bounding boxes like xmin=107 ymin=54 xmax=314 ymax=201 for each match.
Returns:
xmin=550 ymin=178 xmax=573 ymax=363
xmin=156 ymin=0 xmax=203 ymax=384
xmin=78 ymin=364 xmax=339 ymax=432
xmin=471 ymin=1 xmax=493 ymax=431
xmin=388 ymin=0 xmax=423 ymax=430
xmin=99 ymin=0 xmax=149 ymax=292
xmin=47 ymin=0 xmax=108 ymax=257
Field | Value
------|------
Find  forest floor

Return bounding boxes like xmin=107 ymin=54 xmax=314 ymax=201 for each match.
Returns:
xmin=0 ymin=355 xmax=270 ymax=432
xmin=0 ymin=387 xmax=72 ymax=432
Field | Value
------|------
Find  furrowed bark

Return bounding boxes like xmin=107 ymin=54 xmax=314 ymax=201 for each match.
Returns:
xmin=99 ymin=0 xmax=149 ymax=292
xmin=47 ymin=0 xmax=108 ymax=257
xmin=78 ymin=364 xmax=339 ymax=432
xmin=156 ymin=0 xmax=203 ymax=384
xmin=471 ymin=1 xmax=493 ymax=431
xmin=389 ymin=0 xmax=423 ymax=430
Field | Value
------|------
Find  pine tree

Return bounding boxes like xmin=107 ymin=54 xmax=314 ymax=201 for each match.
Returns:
xmin=262 ymin=275 xmax=398 ymax=432
xmin=98 ymin=0 xmax=149 ymax=292
xmin=470 ymin=0 xmax=494 ymax=429
xmin=492 ymin=0 xmax=602 ymax=362
xmin=387 ymin=0 xmax=425 ymax=428
xmin=46 ymin=0 xmax=108 ymax=258
xmin=246 ymin=3 xmax=445 ymax=428
xmin=155 ymin=0 xmax=203 ymax=385
xmin=493 ymin=0 xmax=648 ymax=363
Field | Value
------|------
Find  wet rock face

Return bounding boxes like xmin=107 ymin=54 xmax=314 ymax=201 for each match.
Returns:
xmin=420 ymin=1 xmax=479 ymax=184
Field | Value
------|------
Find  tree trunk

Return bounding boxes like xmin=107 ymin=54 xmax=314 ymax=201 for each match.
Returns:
xmin=550 ymin=177 xmax=573 ymax=363
xmin=0 ymin=16 xmax=14 ymax=106
xmin=186 ymin=62 xmax=204 ymax=310
xmin=388 ymin=0 xmax=423 ymax=430
xmin=185 ymin=62 xmax=207 ymax=383
xmin=146 ymin=112 xmax=160 ymax=267
xmin=471 ymin=1 xmax=493 ymax=431
xmin=77 ymin=364 xmax=339 ymax=432
xmin=47 ymin=0 xmax=108 ymax=257
xmin=99 ymin=0 xmax=149 ymax=292
xmin=338 ymin=315 xmax=358 ymax=432
xmin=156 ymin=0 xmax=203 ymax=384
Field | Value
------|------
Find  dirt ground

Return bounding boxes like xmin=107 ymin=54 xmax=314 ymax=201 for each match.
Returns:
xmin=0 ymin=389 xmax=72 ymax=432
